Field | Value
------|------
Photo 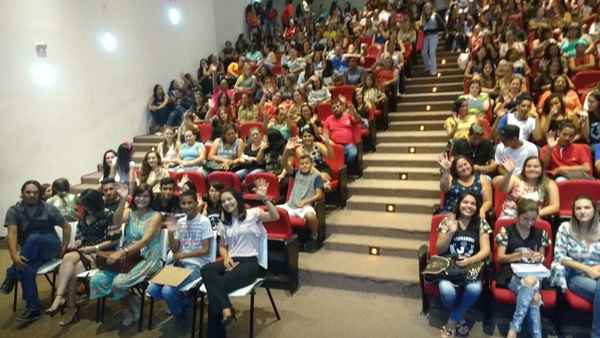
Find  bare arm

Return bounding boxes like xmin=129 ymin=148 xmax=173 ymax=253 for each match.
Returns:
xmin=121 ymin=212 xmax=162 ymax=256
xmin=176 ymin=239 xmax=211 ymax=259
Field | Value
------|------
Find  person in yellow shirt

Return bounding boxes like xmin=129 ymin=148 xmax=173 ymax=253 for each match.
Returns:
xmin=444 ymin=97 xmax=478 ymax=140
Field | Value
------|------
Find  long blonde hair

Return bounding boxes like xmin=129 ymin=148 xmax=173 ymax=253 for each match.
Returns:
xmin=569 ymin=195 xmax=600 ymax=242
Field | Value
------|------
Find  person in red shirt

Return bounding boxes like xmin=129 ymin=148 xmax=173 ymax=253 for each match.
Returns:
xmin=541 ymin=120 xmax=594 ymax=182
xmin=282 ymin=0 xmax=295 ymax=27
xmin=323 ymin=96 xmax=361 ymax=167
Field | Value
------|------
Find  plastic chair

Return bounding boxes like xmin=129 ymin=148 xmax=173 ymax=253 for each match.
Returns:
xmin=361 ymin=56 xmax=377 ymax=69
xmin=264 ymin=208 xmax=299 ymax=292
xmin=242 ymin=172 xmax=281 ymax=203
xmin=557 ymin=180 xmax=600 ymax=217
xmin=490 ymin=218 xmax=557 ymax=310
xmin=207 ymin=171 xmax=242 ymax=193
xmin=324 ymin=143 xmax=349 ymax=208
xmin=367 ymin=45 xmax=381 ymax=58
xmin=198 ymin=235 xmax=281 ymax=338
xmin=196 ymin=123 xmax=213 ymax=143
xmin=316 ymin=102 xmax=334 ymax=122
xmin=418 ymin=214 xmax=447 ymax=314
xmin=11 ymin=222 xmax=77 ymax=312
xmin=572 ymin=70 xmax=600 ymax=92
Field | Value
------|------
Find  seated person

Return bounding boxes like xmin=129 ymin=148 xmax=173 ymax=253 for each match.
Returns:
xmin=494 ymin=94 xmax=542 ymax=143
xmin=568 ymin=39 xmax=596 ymax=74
xmin=435 ymin=192 xmax=492 ymax=338
xmin=459 ymin=78 xmax=491 ymax=117
xmin=495 ymin=199 xmax=550 ymax=338
xmin=203 ymin=181 xmax=224 ymax=230
xmin=46 ymin=178 xmax=78 ymax=222
xmin=438 ymin=153 xmax=492 ymax=220
xmin=323 ymin=96 xmax=361 ymax=168
xmin=551 ymin=196 xmax=600 ymax=338
xmin=89 ymin=184 xmax=162 ymax=327
xmin=268 ymin=107 xmax=295 ymax=140
xmin=206 ymin=124 xmax=244 ymax=173
xmin=175 ymin=130 xmax=206 ymax=174
xmin=1 ymin=181 xmax=71 ymax=326
xmin=151 ymin=177 xmax=181 ymax=216
xmin=295 ymin=127 xmax=333 ymax=190
xmin=582 ymin=91 xmax=600 ymax=176
xmin=307 ymin=77 xmax=331 ymax=107
xmin=444 ymin=97 xmax=478 ymax=140
xmin=235 ymin=127 xmax=266 ymax=180
xmin=541 ymin=120 xmax=594 ymax=181
xmin=147 ymin=190 xmax=213 ymax=322
xmin=497 ymin=156 xmax=559 ymax=219
xmin=279 ymin=145 xmax=325 ymax=252
xmin=46 ymin=189 xmax=121 ymax=326
xmin=237 ymin=93 xmax=260 ymax=123
xmin=494 ymin=125 xmax=539 ymax=177
xmin=101 ymin=178 xmax=121 ymax=212
xmin=450 ymin=124 xmax=496 ymax=177
xmin=539 ymin=94 xmax=583 ymax=142
xmin=156 ymin=127 xmax=180 ymax=169
xmin=132 ymin=151 xmax=170 ymax=193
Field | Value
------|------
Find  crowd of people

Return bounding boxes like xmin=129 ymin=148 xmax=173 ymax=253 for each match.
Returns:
xmin=429 ymin=0 xmax=600 ymax=337
xmin=3 ymin=0 xmax=600 ymax=337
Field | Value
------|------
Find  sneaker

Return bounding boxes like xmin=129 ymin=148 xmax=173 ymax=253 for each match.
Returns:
xmin=303 ymin=239 xmax=320 ymax=253
xmin=16 ymin=309 xmax=41 ymax=327
xmin=0 ymin=276 xmax=15 ymax=295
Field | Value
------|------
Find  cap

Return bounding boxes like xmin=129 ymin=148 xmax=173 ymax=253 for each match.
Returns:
xmin=469 ymin=123 xmax=484 ymax=136
xmin=499 ymin=124 xmax=520 ymax=140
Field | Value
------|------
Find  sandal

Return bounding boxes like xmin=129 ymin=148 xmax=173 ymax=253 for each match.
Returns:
xmin=440 ymin=326 xmax=455 ymax=338
xmin=59 ymin=306 xmax=80 ymax=327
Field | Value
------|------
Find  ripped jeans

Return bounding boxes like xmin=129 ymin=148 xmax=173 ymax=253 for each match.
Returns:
xmin=508 ymin=275 xmax=542 ymax=338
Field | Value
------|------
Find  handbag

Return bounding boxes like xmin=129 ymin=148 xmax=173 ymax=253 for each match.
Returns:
xmin=423 ymin=255 xmax=485 ymax=285
xmin=96 ymin=250 xmax=142 ymax=274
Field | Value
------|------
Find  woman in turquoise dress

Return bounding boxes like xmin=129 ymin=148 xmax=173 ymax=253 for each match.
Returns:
xmin=89 ymin=184 xmax=163 ymax=327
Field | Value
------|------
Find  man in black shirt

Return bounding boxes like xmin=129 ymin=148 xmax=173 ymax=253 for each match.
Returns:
xmin=101 ymin=178 xmax=121 ymax=212
xmin=1 ymin=180 xmax=71 ymax=326
xmin=451 ymin=124 xmax=496 ymax=176
xmin=151 ymin=177 xmax=181 ymax=215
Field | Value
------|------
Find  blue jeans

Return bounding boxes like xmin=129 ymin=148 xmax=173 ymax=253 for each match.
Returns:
xmin=6 ymin=233 xmax=61 ymax=312
xmin=166 ymin=106 xmax=186 ymax=127
xmin=568 ymin=275 xmax=600 ymax=338
xmin=343 ymin=144 xmax=358 ymax=168
xmin=438 ymin=279 xmax=482 ymax=322
xmin=508 ymin=276 xmax=542 ymax=338
xmin=147 ymin=265 xmax=203 ymax=320
xmin=421 ymin=33 xmax=438 ymax=75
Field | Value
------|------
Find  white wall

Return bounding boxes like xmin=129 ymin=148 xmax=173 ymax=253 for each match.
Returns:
xmin=214 ymin=0 xmax=252 ymax=49
xmin=0 ymin=0 xmax=218 ymax=235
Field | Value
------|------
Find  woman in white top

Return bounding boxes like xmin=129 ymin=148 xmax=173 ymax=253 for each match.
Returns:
xmin=156 ymin=127 xmax=180 ymax=169
xmin=201 ymin=180 xmax=279 ymax=337
xmin=131 ymin=151 xmax=170 ymax=193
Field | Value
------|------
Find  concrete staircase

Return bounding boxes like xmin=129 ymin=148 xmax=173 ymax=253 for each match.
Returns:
xmin=300 ymin=51 xmax=460 ymax=295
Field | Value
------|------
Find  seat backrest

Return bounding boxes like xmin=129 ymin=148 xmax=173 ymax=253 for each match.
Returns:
xmin=272 ymin=65 xmax=283 ymax=76
xmin=196 ymin=123 xmax=213 ymax=143
xmin=367 ymin=45 xmax=381 ymax=57
xmin=493 ymin=187 xmax=507 ymax=217
xmin=175 ymin=172 xmax=208 ymax=197
xmin=239 ymin=122 xmax=266 ymax=139
xmin=263 ymin=207 xmax=293 ymax=240
xmin=243 ymin=172 xmax=280 ymax=201
xmin=427 ymin=214 xmax=447 ymax=257
xmin=207 ymin=171 xmax=242 ymax=192
xmin=572 ymin=70 xmax=600 ymax=91
xmin=492 ymin=218 xmax=553 ymax=270
xmin=362 ymin=56 xmax=377 ymax=68
xmin=557 ymin=180 xmax=600 ymax=216
xmin=316 ymin=102 xmax=334 ymax=122
xmin=331 ymin=85 xmax=356 ymax=103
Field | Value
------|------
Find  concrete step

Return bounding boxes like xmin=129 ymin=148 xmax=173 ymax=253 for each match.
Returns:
xmin=405 ymin=74 xmax=464 ymax=85
xmin=325 ymin=210 xmax=431 ymax=239
xmin=132 ymin=151 xmax=145 ymax=164
xmin=71 ymin=183 xmax=99 ymax=194
xmin=134 ymin=142 xmax=158 ymax=153
xmin=81 ymin=171 xmax=101 ymax=185
xmin=346 ymin=195 xmax=438 ymax=214
xmin=375 ymin=141 xmax=446 ymax=154
xmin=133 ymin=134 xmax=162 ymax=144
xmin=363 ymin=166 xmax=440 ymax=180
xmin=409 ymin=68 xmax=464 ymax=77
xmin=362 ymin=152 xmax=438 ymax=168
xmin=377 ymin=130 xmax=447 ymax=143
xmin=413 ymin=63 xmax=460 ymax=73
xmin=324 ymin=233 xmax=425 ymax=258
xmin=388 ymin=120 xmax=444 ymax=132
xmin=389 ymin=111 xmax=450 ymax=122
xmin=397 ymin=100 xmax=454 ymax=111
xmin=414 ymin=59 xmax=458 ymax=67
xmin=348 ymin=179 xmax=439 ymax=199
xmin=299 ymin=251 xmax=419 ymax=292
xmin=404 ymin=82 xmax=464 ymax=94
xmin=400 ymin=91 xmax=463 ymax=103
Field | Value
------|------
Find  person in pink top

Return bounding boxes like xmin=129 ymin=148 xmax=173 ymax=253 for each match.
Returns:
xmin=323 ymin=96 xmax=361 ymax=167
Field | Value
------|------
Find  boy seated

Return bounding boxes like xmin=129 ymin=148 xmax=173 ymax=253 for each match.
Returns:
xmin=541 ymin=120 xmax=594 ymax=181
xmin=147 ymin=190 xmax=213 ymax=322
xmin=278 ymin=142 xmax=324 ymax=253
